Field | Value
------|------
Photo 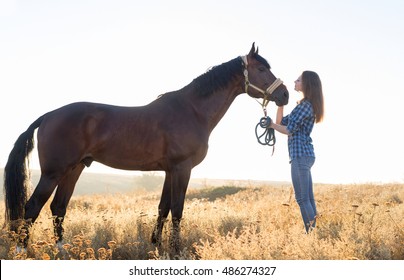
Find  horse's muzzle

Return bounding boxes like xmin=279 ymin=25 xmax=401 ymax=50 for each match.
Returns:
xmin=274 ymin=89 xmax=289 ymax=106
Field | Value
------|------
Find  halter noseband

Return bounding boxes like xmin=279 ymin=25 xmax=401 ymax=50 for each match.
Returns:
xmin=241 ymin=55 xmax=283 ymax=114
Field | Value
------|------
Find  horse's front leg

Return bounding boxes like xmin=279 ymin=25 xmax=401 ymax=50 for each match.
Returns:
xmin=169 ymin=163 xmax=192 ymax=253
xmin=152 ymin=172 xmax=172 ymax=245
xmin=52 ymin=216 xmax=65 ymax=244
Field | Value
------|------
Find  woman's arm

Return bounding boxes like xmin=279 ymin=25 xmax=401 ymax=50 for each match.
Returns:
xmin=275 ymin=106 xmax=284 ymax=124
xmin=271 ymin=106 xmax=290 ymax=135
xmin=271 ymin=122 xmax=290 ymax=135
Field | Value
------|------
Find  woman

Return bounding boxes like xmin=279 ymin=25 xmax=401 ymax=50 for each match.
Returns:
xmin=270 ymin=70 xmax=324 ymax=233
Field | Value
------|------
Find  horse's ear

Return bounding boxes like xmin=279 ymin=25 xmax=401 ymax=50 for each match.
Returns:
xmin=248 ymin=42 xmax=256 ymax=57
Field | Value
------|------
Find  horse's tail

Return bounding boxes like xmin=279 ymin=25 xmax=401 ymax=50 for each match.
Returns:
xmin=3 ymin=115 xmax=44 ymax=223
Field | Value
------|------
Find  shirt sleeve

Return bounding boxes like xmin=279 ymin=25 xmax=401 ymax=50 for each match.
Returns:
xmin=281 ymin=115 xmax=289 ymax=126
xmin=286 ymin=102 xmax=313 ymax=134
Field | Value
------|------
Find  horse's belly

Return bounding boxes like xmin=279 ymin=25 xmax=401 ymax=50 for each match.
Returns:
xmin=94 ymin=150 xmax=165 ymax=171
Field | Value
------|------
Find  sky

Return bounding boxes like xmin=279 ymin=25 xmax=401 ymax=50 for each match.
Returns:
xmin=1 ymin=0 xmax=403 ymax=184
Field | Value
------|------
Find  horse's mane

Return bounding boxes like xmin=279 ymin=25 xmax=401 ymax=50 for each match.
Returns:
xmin=192 ymin=57 xmax=243 ymax=97
xmin=192 ymin=53 xmax=270 ymax=97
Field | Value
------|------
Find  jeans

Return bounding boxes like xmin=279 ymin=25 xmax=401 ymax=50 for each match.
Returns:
xmin=291 ymin=156 xmax=316 ymax=233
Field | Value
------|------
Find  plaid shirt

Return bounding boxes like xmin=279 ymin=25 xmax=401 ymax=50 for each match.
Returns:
xmin=281 ymin=100 xmax=315 ymax=161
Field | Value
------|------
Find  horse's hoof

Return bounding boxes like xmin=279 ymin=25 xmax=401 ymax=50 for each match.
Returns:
xmin=16 ymin=245 xmax=27 ymax=254
xmin=56 ymin=241 xmax=64 ymax=250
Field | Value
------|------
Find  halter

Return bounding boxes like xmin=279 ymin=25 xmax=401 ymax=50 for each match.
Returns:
xmin=241 ymin=55 xmax=283 ymax=115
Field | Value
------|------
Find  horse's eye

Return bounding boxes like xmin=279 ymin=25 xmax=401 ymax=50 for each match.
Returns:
xmin=259 ymin=67 xmax=266 ymax=72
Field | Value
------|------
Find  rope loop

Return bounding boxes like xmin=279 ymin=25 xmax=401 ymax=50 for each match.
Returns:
xmin=255 ymin=116 xmax=276 ymax=155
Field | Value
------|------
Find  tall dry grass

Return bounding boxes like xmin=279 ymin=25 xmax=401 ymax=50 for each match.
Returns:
xmin=0 ymin=183 xmax=403 ymax=260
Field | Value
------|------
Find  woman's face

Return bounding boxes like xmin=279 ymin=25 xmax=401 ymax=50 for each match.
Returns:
xmin=294 ymin=75 xmax=303 ymax=92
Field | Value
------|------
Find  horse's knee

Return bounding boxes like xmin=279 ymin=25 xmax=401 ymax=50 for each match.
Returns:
xmin=50 ymin=200 xmax=67 ymax=217
xmin=25 ymin=176 xmax=58 ymax=220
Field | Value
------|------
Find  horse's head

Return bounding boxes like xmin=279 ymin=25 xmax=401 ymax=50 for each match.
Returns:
xmin=242 ymin=43 xmax=289 ymax=106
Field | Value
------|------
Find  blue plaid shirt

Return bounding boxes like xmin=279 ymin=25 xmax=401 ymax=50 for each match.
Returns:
xmin=281 ymin=100 xmax=315 ymax=161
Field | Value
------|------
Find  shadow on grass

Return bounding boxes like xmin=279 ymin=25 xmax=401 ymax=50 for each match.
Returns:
xmin=186 ymin=186 xmax=246 ymax=202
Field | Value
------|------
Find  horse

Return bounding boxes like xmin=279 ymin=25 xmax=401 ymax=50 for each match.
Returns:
xmin=3 ymin=43 xmax=289 ymax=252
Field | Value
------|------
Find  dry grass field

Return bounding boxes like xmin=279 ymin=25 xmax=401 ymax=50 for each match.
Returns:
xmin=0 ymin=181 xmax=403 ymax=260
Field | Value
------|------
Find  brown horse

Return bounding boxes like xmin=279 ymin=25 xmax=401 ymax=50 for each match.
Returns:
xmin=3 ymin=43 xmax=288 ymax=251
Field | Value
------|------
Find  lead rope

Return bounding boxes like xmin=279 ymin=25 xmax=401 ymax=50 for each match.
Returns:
xmin=255 ymin=115 xmax=276 ymax=155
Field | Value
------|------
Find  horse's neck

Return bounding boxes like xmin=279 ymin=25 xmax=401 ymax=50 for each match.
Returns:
xmin=194 ymin=86 xmax=241 ymax=132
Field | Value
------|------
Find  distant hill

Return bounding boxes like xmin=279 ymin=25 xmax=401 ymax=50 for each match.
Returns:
xmin=0 ymin=168 xmax=139 ymax=197
xmin=0 ymin=168 xmax=288 ymax=198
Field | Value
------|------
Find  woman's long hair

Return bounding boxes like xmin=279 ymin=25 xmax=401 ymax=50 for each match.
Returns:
xmin=301 ymin=70 xmax=324 ymax=123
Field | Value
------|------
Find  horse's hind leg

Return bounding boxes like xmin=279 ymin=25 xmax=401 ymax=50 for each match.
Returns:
xmin=23 ymin=174 xmax=60 ymax=247
xmin=50 ymin=164 xmax=85 ymax=244
xmin=152 ymin=172 xmax=172 ymax=245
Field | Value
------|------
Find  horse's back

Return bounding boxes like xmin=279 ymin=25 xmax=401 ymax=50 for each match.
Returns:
xmin=38 ymin=102 xmax=121 ymax=141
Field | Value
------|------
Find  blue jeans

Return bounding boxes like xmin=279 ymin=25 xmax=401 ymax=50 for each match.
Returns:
xmin=291 ymin=156 xmax=316 ymax=233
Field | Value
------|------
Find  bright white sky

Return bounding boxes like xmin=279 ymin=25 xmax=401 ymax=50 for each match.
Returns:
xmin=1 ymin=0 xmax=403 ymax=184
